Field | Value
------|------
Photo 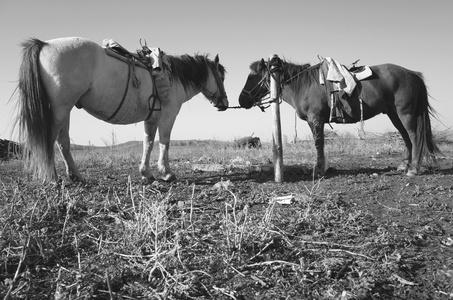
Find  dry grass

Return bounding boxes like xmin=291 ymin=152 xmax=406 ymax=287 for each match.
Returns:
xmin=1 ymin=132 xmax=452 ymax=299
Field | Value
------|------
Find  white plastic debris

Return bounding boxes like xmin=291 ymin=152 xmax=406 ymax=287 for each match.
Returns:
xmin=273 ymin=195 xmax=294 ymax=205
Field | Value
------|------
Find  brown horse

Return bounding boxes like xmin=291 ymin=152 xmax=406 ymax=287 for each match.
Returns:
xmin=239 ymin=58 xmax=440 ymax=176
xmin=16 ymin=37 xmax=228 ymax=182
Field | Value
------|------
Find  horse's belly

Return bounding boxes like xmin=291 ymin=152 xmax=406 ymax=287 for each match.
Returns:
xmin=79 ymin=66 xmax=157 ymax=124
xmin=79 ymin=90 xmax=154 ymax=125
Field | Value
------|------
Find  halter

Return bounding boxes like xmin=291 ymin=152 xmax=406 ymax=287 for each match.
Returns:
xmin=239 ymin=74 xmax=273 ymax=111
xmin=238 ymin=59 xmax=281 ymax=111
xmin=202 ymin=63 xmax=228 ymax=110
xmin=241 ymin=61 xmax=322 ymax=111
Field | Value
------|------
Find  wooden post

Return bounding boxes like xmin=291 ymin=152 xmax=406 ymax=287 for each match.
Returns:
xmin=269 ymin=54 xmax=284 ymax=183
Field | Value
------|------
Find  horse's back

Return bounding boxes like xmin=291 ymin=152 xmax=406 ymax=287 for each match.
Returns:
xmin=42 ymin=37 xmax=102 ymax=60
xmin=40 ymin=37 xmax=102 ymax=73
xmin=46 ymin=36 xmax=98 ymax=47
xmin=362 ymin=63 xmax=425 ymax=100
xmin=39 ymin=37 xmax=103 ymax=91
xmin=370 ymin=63 xmax=424 ymax=87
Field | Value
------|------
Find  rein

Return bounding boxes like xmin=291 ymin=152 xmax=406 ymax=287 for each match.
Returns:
xmin=250 ymin=61 xmax=321 ymax=111
xmin=225 ymin=60 xmax=322 ymax=111
xmin=280 ymin=62 xmax=321 ymax=86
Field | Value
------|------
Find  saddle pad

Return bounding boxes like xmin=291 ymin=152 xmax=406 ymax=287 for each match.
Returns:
xmin=353 ymin=66 xmax=372 ymax=81
xmin=320 ymin=57 xmax=356 ymax=96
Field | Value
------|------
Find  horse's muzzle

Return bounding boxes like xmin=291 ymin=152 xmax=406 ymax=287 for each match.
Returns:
xmin=238 ymin=94 xmax=254 ymax=109
xmin=216 ymin=105 xmax=228 ymax=112
xmin=215 ymin=96 xmax=228 ymax=111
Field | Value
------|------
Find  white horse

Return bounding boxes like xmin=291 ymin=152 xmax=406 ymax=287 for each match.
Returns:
xmin=17 ymin=37 xmax=228 ymax=182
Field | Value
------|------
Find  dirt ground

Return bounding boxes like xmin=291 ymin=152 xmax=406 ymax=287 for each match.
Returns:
xmin=1 ymin=146 xmax=453 ymax=299
xmin=169 ymin=150 xmax=453 ymax=299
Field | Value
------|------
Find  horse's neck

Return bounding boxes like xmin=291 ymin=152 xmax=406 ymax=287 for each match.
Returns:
xmin=174 ymin=81 xmax=203 ymax=103
xmin=281 ymin=85 xmax=301 ymax=107
xmin=280 ymin=69 xmax=323 ymax=107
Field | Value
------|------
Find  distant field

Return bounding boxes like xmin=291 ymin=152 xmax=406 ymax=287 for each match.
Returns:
xmin=1 ymin=132 xmax=452 ymax=299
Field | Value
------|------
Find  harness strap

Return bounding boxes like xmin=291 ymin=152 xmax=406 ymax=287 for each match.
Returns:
xmin=145 ymin=83 xmax=161 ymax=121
xmin=105 ymin=48 xmax=163 ymax=122
xmin=106 ymin=57 xmax=132 ymax=122
xmin=359 ymin=98 xmax=364 ymax=129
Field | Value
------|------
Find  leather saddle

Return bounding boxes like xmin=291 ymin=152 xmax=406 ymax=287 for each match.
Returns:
xmin=103 ymin=39 xmax=151 ymax=70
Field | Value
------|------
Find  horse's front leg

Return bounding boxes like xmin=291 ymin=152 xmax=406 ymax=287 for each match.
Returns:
xmin=139 ymin=120 xmax=158 ymax=181
xmin=56 ymin=116 xmax=83 ymax=182
xmin=157 ymin=141 xmax=176 ymax=182
xmin=308 ymin=117 xmax=326 ymax=177
xmin=156 ymin=108 xmax=180 ymax=182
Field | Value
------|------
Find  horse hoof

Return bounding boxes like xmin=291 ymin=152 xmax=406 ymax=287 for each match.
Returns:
xmin=162 ymin=174 xmax=177 ymax=182
xmin=141 ymin=176 xmax=156 ymax=184
xmin=69 ymin=174 xmax=84 ymax=182
xmin=313 ymin=170 xmax=325 ymax=179
xmin=406 ymin=170 xmax=418 ymax=177
xmin=397 ymin=163 xmax=409 ymax=173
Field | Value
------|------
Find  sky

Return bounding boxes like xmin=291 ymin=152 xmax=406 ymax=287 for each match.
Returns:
xmin=1 ymin=0 xmax=452 ymax=146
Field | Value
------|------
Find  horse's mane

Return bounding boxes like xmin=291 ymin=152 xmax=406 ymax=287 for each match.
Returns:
xmin=281 ymin=61 xmax=320 ymax=94
xmin=167 ymin=54 xmax=226 ymax=92
xmin=250 ymin=60 xmax=320 ymax=94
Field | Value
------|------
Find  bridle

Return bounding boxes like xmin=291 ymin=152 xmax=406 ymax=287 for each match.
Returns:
xmin=241 ymin=60 xmax=322 ymax=111
xmin=239 ymin=73 xmax=273 ymax=111
xmin=202 ymin=63 xmax=228 ymax=110
xmin=239 ymin=60 xmax=282 ymax=111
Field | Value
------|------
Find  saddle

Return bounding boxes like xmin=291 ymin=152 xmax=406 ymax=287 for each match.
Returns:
xmin=102 ymin=38 xmax=172 ymax=103
xmin=319 ymin=58 xmax=372 ymax=124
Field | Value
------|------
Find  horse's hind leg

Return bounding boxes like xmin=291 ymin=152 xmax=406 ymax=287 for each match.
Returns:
xmin=56 ymin=115 xmax=83 ymax=181
xmin=139 ymin=120 xmax=158 ymax=182
xmin=387 ymin=111 xmax=416 ymax=175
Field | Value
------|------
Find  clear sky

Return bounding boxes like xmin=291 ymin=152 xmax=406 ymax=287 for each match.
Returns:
xmin=1 ymin=0 xmax=452 ymax=145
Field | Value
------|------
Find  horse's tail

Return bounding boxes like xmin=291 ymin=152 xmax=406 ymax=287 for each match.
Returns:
xmin=17 ymin=38 xmax=56 ymax=180
xmin=414 ymin=72 xmax=441 ymax=168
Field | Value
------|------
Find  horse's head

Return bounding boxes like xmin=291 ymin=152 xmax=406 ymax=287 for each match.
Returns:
xmin=203 ymin=54 xmax=228 ymax=111
xmin=239 ymin=59 xmax=270 ymax=109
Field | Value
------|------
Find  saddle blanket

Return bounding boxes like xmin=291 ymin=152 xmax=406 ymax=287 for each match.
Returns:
xmin=319 ymin=57 xmax=356 ymax=96
xmin=319 ymin=57 xmax=373 ymax=94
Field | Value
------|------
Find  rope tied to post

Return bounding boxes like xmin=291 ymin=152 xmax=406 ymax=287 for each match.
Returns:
xmin=225 ymin=55 xmax=286 ymax=111
xmin=268 ymin=55 xmax=283 ymax=98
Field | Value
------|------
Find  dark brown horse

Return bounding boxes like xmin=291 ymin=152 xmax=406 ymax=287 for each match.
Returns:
xmin=239 ymin=58 xmax=440 ymax=176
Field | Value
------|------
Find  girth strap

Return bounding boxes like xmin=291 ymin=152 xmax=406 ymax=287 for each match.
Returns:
xmin=105 ymin=48 xmax=162 ymax=122
xmin=106 ymin=57 xmax=133 ymax=122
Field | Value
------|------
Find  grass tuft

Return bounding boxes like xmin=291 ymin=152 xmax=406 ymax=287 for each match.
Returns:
xmin=1 ymin=132 xmax=452 ymax=298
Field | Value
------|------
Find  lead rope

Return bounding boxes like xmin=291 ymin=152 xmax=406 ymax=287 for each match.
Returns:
xmin=358 ymin=98 xmax=366 ymax=139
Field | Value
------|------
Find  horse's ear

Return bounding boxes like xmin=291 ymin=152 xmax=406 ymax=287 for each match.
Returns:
xmin=259 ymin=58 xmax=266 ymax=70
xmin=215 ymin=54 xmax=219 ymax=64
